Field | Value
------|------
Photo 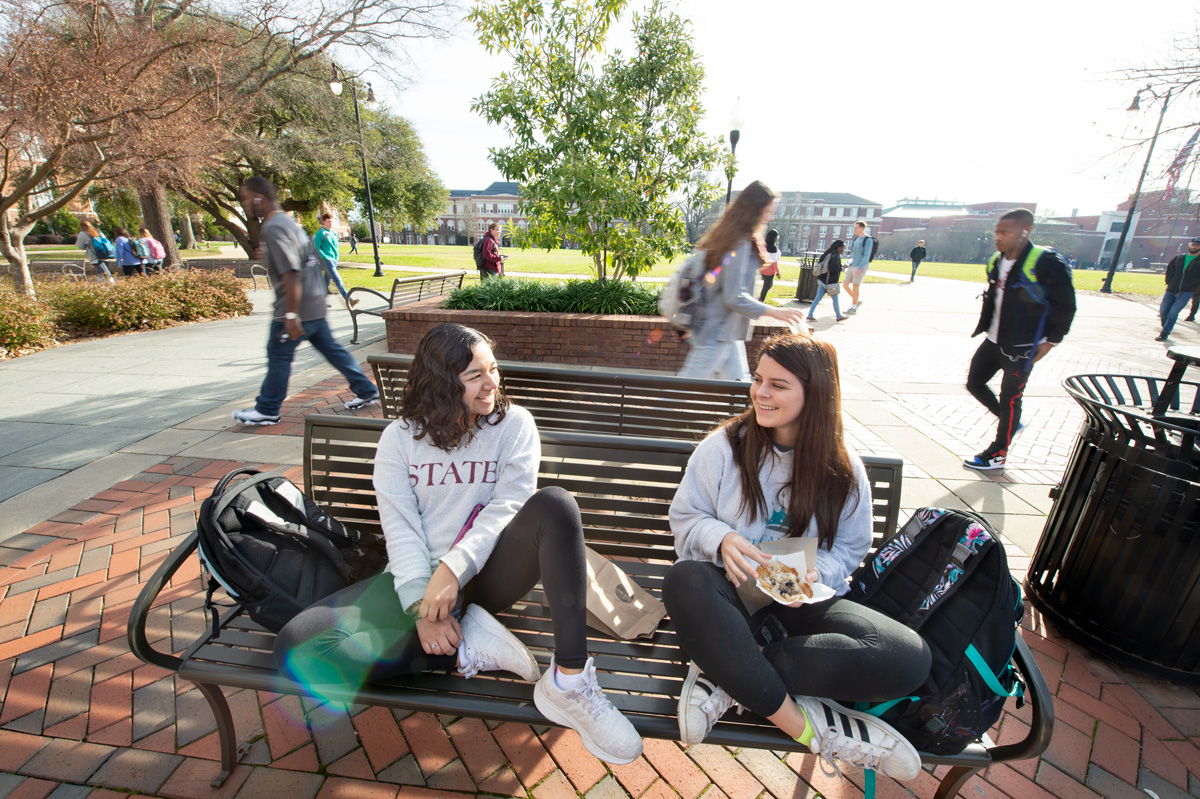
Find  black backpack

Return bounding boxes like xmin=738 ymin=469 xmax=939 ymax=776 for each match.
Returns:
xmin=473 ymin=236 xmax=487 ymax=268
xmin=197 ymin=468 xmax=388 ymax=633
xmin=848 ymin=507 xmax=1025 ymax=755
xmin=866 ymin=236 xmax=879 ymax=262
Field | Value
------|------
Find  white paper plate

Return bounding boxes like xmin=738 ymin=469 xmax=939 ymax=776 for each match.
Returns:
xmin=754 ymin=550 xmax=836 ymax=606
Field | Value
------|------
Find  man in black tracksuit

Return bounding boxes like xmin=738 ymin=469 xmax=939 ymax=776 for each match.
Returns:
xmin=964 ymin=209 xmax=1076 ymax=471
xmin=909 ymin=241 xmax=927 ymax=282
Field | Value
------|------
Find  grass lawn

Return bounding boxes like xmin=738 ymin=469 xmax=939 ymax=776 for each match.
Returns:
xmin=870 ymin=260 xmax=1162 ymax=295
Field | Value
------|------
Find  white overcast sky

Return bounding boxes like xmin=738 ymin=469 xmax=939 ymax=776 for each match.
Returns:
xmin=365 ymin=0 xmax=1200 ymax=216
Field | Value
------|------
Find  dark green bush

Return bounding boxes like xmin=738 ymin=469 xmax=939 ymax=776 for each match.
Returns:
xmin=0 ymin=287 xmax=58 ymax=355
xmin=444 ymin=278 xmax=660 ymax=316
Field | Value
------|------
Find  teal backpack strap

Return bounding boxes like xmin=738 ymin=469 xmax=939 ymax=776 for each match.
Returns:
xmin=966 ymin=644 xmax=1022 ymax=698
xmin=854 ymin=696 xmax=919 ymax=717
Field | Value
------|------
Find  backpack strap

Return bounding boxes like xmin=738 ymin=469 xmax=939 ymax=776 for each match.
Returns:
xmin=965 ymin=644 xmax=1024 ymax=699
xmin=895 ymin=513 xmax=997 ymax=628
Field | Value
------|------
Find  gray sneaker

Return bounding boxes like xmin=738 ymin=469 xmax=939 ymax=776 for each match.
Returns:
xmin=534 ymin=656 xmax=643 ymax=765
xmin=678 ymin=661 xmax=737 ymax=745
xmin=793 ymin=695 xmax=921 ymax=781
xmin=458 ymin=605 xmax=539 ymax=681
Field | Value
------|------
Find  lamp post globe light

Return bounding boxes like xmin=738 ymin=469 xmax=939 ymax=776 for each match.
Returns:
xmin=1100 ymin=84 xmax=1172 ymax=294
xmin=725 ymin=102 xmax=745 ymax=206
xmin=331 ymin=65 xmax=385 ymax=278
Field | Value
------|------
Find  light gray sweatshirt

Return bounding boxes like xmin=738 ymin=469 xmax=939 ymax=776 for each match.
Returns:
xmin=373 ymin=405 xmax=540 ymax=610
xmin=669 ymin=428 xmax=873 ymax=595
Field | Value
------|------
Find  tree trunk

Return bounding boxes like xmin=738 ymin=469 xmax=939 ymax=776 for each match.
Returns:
xmin=1 ymin=221 xmax=36 ymax=299
xmin=180 ymin=214 xmax=196 ymax=249
xmin=139 ymin=183 xmax=182 ymax=267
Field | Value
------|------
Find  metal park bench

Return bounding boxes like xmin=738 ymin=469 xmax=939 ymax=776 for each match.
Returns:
xmin=346 ymin=271 xmax=467 ymax=344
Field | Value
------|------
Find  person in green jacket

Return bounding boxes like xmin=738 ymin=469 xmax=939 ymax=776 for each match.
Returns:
xmin=315 ymin=213 xmax=356 ymax=309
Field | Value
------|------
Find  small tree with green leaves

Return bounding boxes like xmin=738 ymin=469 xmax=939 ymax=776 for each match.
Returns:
xmin=470 ymin=0 xmax=724 ymax=280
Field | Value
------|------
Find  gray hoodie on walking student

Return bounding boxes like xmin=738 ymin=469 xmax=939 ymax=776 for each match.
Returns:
xmin=373 ymin=405 xmax=540 ymax=611
xmin=669 ymin=428 xmax=873 ymax=595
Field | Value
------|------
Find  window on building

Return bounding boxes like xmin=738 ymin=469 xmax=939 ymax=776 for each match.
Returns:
xmin=819 ymin=226 xmax=827 ymax=236
xmin=832 ymin=226 xmax=841 ymax=237
xmin=822 ymin=207 xmax=831 ymax=217
xmin=817 ymin=239 xmax=825 ymax=250
xmin=809 ymin=207 xmax=818 ymax=217
xmin=802 ymin=226 xmax=810 ymax=236
xmin=1110 ymin=221 xmax=1125 ymax=233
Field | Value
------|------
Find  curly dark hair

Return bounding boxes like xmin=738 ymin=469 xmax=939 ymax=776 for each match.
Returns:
xmin=400 ymin=323 xmax=509 ymax=452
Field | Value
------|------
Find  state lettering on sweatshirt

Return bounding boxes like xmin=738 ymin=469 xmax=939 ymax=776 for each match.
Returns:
xmin=409 ymin=460 xmax=500 ymax=487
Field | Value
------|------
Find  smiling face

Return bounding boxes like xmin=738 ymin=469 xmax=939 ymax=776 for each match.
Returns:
xmin=459 ymin=341 xmax=500 ymax=421
xmin=749 ymin=354 xmax=807 ymax=446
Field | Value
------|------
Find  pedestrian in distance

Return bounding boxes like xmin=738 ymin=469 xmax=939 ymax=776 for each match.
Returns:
xmin=676 ymin=180 xmax=809 ymax=381
xmin=76 ymin=219 xmax=115 ymax=284
xmin=1157 ymin=237 xmax=1200 ymax=341
xmin=909 ymin=240 xmax=927 ymax=282
xmin=114 ymin=227 xmax=146 ymax=277
xmin=315 ymin=212 xmax=357 ymax=310
xmin=806 ymin=240 xmax=847 ymax=323
xmin=475 ymin=222 xmax=505 ymax=280
xmin=963 ymin=209 xmax=1076 ymax=471
xmin=275 ymin=323 xmax=644 ymax=765
xmin=843 ymin=221 xmax=872 ymax=313
xmin=348 ymin=232 xmax=359 ymax=254
xmin=231 ymin=176 xmax=379 ymax=427
xmin=664 ymin=332 xmax=930 ymax=783
xmin=758 ymin=229 xmax=782 ymax=302
xmin=138 ymin=227 xmax=166 ymax=274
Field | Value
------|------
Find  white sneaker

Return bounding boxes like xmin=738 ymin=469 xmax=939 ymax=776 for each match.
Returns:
xmin=458 ymin=605 xmax=540 ymax=681
xmin=845 ymin=305 xmax=857 ymax=315
xmin=344 ymin=393 xmax=380 ymax=411
xmin=534 ymin=656 xmax=643 ymax=765
xmin=678 ymin=661 xmax=737 ymax=745
xmin=231 ymin=407 xmax=280 ymax=426
xmin=793 ymin=695 xmax=921 ymax=782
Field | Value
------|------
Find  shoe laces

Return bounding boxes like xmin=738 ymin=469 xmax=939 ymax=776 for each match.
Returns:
xmin=460 ymin=643 xmax=490 ymax=679
xmin=696 ymin=680 xmax=738 ymax=722
xmin=811 ymin=727 xmax=890 ymax=779
xmin=568 ymin=669 xmax=614 ymax=722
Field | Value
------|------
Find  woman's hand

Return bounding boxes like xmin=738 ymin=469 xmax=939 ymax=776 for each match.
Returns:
xmin=421 ymin=562 xmax=460 ymax=622
xmin=765 ymin=306 xmax=810 ymax=332
xmin=720 ymin=532 xmax=771 ymax=586
xmin=416 ymin=615 xmax=462 ymax=657
xmin=806 ymin=569 xmax=820 ymax=584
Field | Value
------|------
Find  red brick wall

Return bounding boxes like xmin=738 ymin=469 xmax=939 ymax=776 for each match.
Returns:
xmin=383 ymin=299 xmax=791 ymax=372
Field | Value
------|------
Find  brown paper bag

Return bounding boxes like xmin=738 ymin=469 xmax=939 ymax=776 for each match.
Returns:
xmin=579 ymin=547 xmax=666 ymax=639
xmin=734 ymin=537 xmax=818 ymax=615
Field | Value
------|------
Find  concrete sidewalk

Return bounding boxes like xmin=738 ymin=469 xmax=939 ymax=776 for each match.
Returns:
xmin=1 ymin=271 xmax=1198 ymax=799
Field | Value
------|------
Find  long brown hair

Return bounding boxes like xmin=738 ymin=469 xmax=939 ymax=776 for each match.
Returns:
xmin=722 ymin=333 xmax=859 ymax=549
xmin=696 ymin=180 xmax=778 ymax=274
xmin=399 ymin=323 xmax=510 ymax=452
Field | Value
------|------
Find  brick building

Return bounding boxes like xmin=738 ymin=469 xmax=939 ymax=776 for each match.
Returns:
xmin=400 ymin=181 xmax=528 ymax=246
xmin=1053 ymin=189 xmax=1198 ymax=270
xmin=766 ymin=192 xmax=884 ymax=255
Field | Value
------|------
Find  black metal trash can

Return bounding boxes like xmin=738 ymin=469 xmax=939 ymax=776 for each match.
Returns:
xmin=794 ymin=264 xmax=818 ymax=303
xmin=1027 ymin=374 xmax=1200 ymax=682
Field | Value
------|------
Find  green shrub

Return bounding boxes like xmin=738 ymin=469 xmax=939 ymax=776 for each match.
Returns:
xmin=444 ymin=278 xmax=659 ymax=316
xmin=0 ymin=287 xmax=58 ymax=354
xmin=44 ymin=270 xmax=251 ymax=331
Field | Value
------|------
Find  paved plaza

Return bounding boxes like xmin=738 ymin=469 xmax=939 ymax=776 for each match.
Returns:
xmin=0 ymin=270 xmax=1198 ymax=799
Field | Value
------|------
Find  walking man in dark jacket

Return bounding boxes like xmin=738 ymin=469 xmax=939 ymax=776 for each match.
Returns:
xmin=1157 ymin=237 xmax=1200 ymax=341
xmin=909 ymin=241 xmax=927 ymax=282
xmin=964 ymin=209 xmax=1076 ymax=471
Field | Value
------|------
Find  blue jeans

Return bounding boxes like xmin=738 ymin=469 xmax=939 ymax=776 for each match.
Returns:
xmin=1160 ymin=290 xmax=1194 ymax=337
xmin=319 ymin=255 xmax=349 ymax=300
xmin=256 ymin=318 xmax=377 ymax=416
xmin=809 ymin=281 xmax=841 ymax=318
xmin=677 ymin=340 xmax=750 ymax=381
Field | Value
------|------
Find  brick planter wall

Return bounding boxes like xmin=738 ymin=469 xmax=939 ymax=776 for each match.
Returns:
xmin=383 ymin=298 xmax=792 ymax=372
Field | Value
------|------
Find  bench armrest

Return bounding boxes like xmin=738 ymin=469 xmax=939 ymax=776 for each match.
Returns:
xmin=987 ymin=634 xmax=1055 ymax=763
xmin=127 ymin=531 xmax=200 ymax=671
xmin=346 ymin=286 xmax=391 ymax=307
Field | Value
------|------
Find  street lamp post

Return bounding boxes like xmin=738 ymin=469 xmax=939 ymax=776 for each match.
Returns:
xmin=331 ymin=66 xmax=385 ymax=278
xmin=1100 ymin=84 xmax=1172 ymax=293
xmin=725 ymin=103 xmax=744 ymax=206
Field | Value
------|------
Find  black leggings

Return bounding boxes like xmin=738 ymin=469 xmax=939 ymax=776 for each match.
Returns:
xmin=758 ymin=273 xmax=775 ymax=302
xmin=663 ymin=560 xmax=930 ymax=718
xmin=274 ymin=487 xmax=589 ymax=684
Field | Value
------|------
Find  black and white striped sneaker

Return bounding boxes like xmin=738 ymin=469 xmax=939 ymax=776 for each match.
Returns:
xmin=793 ymin=695 xmax=920 ymax=781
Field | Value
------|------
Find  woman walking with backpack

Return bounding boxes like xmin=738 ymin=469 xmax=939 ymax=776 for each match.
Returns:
xmin=806 ymin=240 xmax=847 ymax=323
xmin=758 ymin=229 xmax=782 ymax=302
xmin=76 ymin=220 xmax=115 ymax=283
xmin=114 ymin=227 xmax=146 ymax=276
xmin=677 ymin=181 xmax=808 ymax=381
xmin=275 ymin=323 xmax=643 ymax=765
xmin=663 ymin=333 xmax=930 ymax=785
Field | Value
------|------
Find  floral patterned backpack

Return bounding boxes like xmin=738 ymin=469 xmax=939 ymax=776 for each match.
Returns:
xmin=847 ymin=508 xmax=1025 ymax=755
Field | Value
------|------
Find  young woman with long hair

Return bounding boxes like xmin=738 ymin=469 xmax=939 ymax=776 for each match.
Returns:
xmin=678 ymin=181 xmax=808 ymax=381
xmin=806 ymin=240 xmax=847 ymax=323
xmin=76 ymin=219 xmax=114 ymax=283
xmin=758 ymin=229 xmax=781 ymax=302
xmin=275 ymin=323 xmax=642 ymax=764
xmin=663 ymin=333 xmax=930 ymax=783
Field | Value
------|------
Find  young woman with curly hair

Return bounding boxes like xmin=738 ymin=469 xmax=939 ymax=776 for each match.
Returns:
xmin=275 ymin=323 xmax=642 ymax=764
xmin=678 ymin=181 xmax=808 ymax=381
xmin=663 ymin=333 xmax=930 ymax=784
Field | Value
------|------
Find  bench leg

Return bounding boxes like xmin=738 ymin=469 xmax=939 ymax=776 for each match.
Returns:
xmin=350 ymin=310 xmax=360 ymax=344
xmin=934 ymin=765 xmax=980 ymax=799
xmin=193 ymin=681 xmax=246 ymax=788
